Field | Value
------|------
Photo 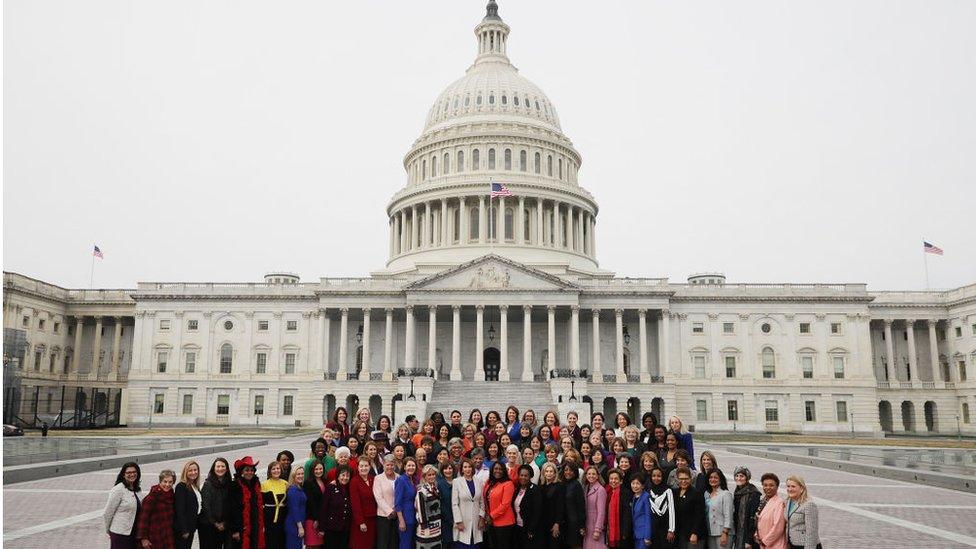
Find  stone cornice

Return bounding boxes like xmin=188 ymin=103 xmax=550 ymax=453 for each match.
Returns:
xmin=129 ymin=293 xmax=317 ymax=302
xmin=672 ymin=295 xmax=875 ymax=304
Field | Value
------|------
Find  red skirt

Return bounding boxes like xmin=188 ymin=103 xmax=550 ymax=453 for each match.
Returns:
xmin=349 ymin=516 xmax=377 ymax=549
xmin=304 ymin=519 xmax=324 ymax=546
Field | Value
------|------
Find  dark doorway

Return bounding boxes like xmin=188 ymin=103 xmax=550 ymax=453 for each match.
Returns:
xmin=484 ymin=347 xmax=500 ymax=381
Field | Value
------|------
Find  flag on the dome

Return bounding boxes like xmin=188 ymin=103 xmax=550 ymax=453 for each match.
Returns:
xmin=923 ymin=241 xmax=943 ymax=255
xmin=93 ymin=245 xmax=104 ymax=259
xmin=490 ymin=182 xmax=513 ymax=197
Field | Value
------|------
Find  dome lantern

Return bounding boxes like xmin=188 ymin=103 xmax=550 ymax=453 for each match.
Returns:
xmin=474 ymin=0 xmax=510 ymax=65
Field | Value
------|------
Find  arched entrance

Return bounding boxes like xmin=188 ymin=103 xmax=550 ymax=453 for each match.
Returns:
xmin=651 ymin=397 xmax=665 ymax=423
xmin=484 ymin=347 xmax=500 ymax=381
xmin=878 ymin=401 xmax=893 ymax=432
xmin=901 ymin=401 xmax=916 ymax=432
xmin=924 ymin=401 xmax=938 ymax=432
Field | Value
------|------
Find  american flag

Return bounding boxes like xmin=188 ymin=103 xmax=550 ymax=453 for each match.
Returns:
xmin=490 ymin=182 xmax=513 ymax=197
xmin=923 ymin=241 xmax=943 ymax=255
xmin=93 ymin=245 xmax=104 ymax=259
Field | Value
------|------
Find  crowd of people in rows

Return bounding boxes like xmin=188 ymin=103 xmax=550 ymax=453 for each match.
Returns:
xmin=104 ymin=406 xmax=822 ymax=549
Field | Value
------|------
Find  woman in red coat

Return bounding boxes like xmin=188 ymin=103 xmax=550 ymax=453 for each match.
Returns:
xmin=349 ymin=459 xmax=377 ymax=549
xmin=137 ymin=470 xmax=177 ymax=549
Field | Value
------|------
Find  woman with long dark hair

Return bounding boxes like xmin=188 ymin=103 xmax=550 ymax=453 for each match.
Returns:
xmin=327 ymin=407 xmax=351 ymax=444
xmin=200 ymin=458 xmax=232 ymax=549
xmin=513 ymin=463 xmax=543 ymax=548
xmin=104 ymin=462 xmax=142 ymax=549
xmin=302 ymin=461 xmax=327 ymax=549
xmin=468 ymin=409 xmax=485 ymax=431
xmin=485 ymin=460 xmax=516 ymax=548
xmin=394 ymin=457 xmax=418 ymax=549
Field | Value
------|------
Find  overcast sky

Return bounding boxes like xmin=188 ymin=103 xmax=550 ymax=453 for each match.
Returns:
xmin=4 ymin=1 xmax=974 ymax=290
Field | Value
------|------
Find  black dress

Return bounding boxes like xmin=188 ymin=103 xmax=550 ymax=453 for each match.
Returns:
xmin=174 ymin=482 xmax=202 ymax=549
xmin=672 ymin=486 xmax=706 ymax=548
xmin=562 ymin=480 xmax=586 ymax=547
xmin=540 ymin=482 xmax=566 ymax=549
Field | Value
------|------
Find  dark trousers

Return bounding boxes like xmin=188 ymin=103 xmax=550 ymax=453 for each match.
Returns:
xmin=175 ymin=530 xmax=196 ymax=549
xmin=109 ymin=532 xmax=137 ymax=549
xmin=324 ymin=529 xmax=350 ymax=548
xmin=487 ymin=525 xmax=515 ymax=549
xmin=376 ymin=516 xmax=400 ymax=549
xmin=515 ymin=525 xmax=537 ymax=549
xmin=198 ymin=524 xmax=231 ymax=549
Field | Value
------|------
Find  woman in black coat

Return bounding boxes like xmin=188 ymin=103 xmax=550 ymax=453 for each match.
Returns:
xmin=175 ymin=461 xmax=204 ymax=549
xmin=200 ymin=458 xmax=233 ymax=549
xmin=539 ymin=462 xmax=565 ymax=549
xmin=605 ymin=468 xmax=633 ymax=549
xmin=672 ymin=467 xmax=706 ymax=549
xmin=561 ymin=463 xmax=586 ymax=549
xmin=513 ymin=464 xmax=544 ymax=548
xmin=730 ymin=466 xmax=761 ymax=549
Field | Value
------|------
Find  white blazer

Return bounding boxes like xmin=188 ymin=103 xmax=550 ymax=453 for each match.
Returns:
xmin=104 ymin=483 xmax=142 ymax=535
xmin=451 ymin=476 xmax=485 ymax=545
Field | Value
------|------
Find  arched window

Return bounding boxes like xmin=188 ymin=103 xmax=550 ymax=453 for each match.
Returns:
xmin=457 ymin=150 xmax=465 ymax=172
xmin=465 ymin=96 xmax=470 ymax=106
xmin=547 ymin=155 xmax=553 ymax=176
xmin=220 ymin=344 xmax=233 ymax=373
xmin=504 ymin=149 xmax=512 ymax=170
xmin=523 ymin=209 xmax=531 ymax=241
xmin=489 ymin=94 xmax=495 ymax=105
xmin=431 ymin=155 xmax=437 ymax=177
xmin=453 ymin=208 xmax=460 ymax=242
xmin=473 ymin=149 xmax=480 ymax=170
xmin=524 ymin=96 xmax=530 ymax=108
xmin=443 ymin=153 xmax=450 ymax=174
xmin=504 ymin=208 xmax=514 ymax=241
xmin=422 ymin=159 xmax=427 ymax=180
xmin=501 ymin=94 xmax=507 ymax=105
xmin=558 ymin=158 xmax=563 ymax=180
xmin=453 ymin=97 xmax=459 ymax=109
xmin=488 ymin=149 xmax=496 ymax=170
xmin=519 ymin=150 xmax=527 ymax=171
xmin=534 ymin=152 xmax=541 ymax=174
xmin=761 ymin=347 xmax=775 ymax=379
xmin=477 ymin=95 xmax=483 ymax=105
xmin=469 ymin=208 xmax=480 ymax=240
xmin=535 ymin=100 xmax=540 ymax=111
xmin=514 ymin=96 xmax=520 ymax=106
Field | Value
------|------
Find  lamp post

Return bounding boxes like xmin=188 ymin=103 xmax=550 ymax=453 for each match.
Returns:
xmin=569 ymin=380 xmax=577 ymax=402
xmin=408 ymin=379 xmax=416 ymax=401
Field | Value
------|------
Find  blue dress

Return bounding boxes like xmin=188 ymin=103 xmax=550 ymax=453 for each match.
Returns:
xmin=283 ymin=484 xmax=307 ymax=549
xmin=393 ymin=475 xmax=417 ymax=549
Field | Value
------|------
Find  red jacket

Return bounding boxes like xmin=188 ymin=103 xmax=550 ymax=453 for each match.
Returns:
xmin=349 ymin=474 xmax=378 ymax=525
xmin=485 ymin=479 xmax=516 ymax=527
xmin=137 ymin=485 xmax=176 ymax=549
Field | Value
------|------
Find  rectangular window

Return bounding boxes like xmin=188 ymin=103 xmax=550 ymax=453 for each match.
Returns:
xmin=285 ymin=353 xmax=296 ymax=374
xmin=972 ymin=323 xmax=976 ymax=335
xmin=217 ymin=395 xmax=230 ymax=415
xmin=799 ymin=322 xmax=811 ymax=334
xmin=46 ymin=393 xmax=53 ymax=413
xmin=258 ymin=320 xmax=269 ymax=331
xmin=836 ymin=401 xmax=848 ymax=422
xmin=38 ymin=319 xmax=46 ymax=331
xmin=801 ymin=356 xmax=814 ymax=379
xmin=938 ymin=329 xmax=945 ymax=341
xmin=725 ymin=356 xmax=736 ymax=378
xmin=157 ymin=351 xmax=168 ymax=373
xmin=963 ymin=402 xmax=971 ymax=424
xmin=694 ymin=356 xmax=706 ymax=378
xmin=256 ymin=353 xmax=267 ymax=374
xmin=765 ymin=401 xmax=779 ymax=422
xmin=22 ymin=316 xmax=29 ymax=327
xmin=286 ymin=320 xmax=298 ymax=331
xmin=185 ymin=352 xmax=196 ymax=373
xmin=727 ymin=400 xmax=739 ymax=421
xmin=830 ymin=322 xmax=842 ymax=335
xmin=153 ymin=394 xmax=165 ymax=414
xmin=53 ymin=322 xmax=60 ymax=334
xmin=805 ymin=400 xmax=817 ymax=422
xmin=187 ymin=319 xmax=198 ymax=331
xmin=722 ymin=322 xmax=734 ymax=334
xmin=254 ymin=395 xmax=265 ymax=415
xmin=695 ymin=400 xmax=708 ymax=422
xmin=692 ymin=322 xmax=704 ymax=334
xmin=182 ymin=394 xmax=193 ymax=415
xmin=159 ymin=319 xmax=171 ymax=331
xmin=283 ymin=395 xmax=294 ymax=416
xmin=833 ymin=356 xmax=845 ymax=379
xmin=959 ymin=361 xmax=968 ymax=382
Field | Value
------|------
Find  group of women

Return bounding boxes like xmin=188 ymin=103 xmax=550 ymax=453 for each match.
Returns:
xmin=103 ymin=406 xmax=822 ymax=549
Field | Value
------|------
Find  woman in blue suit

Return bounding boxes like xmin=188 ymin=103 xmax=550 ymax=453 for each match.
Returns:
xmin=630 ymin=474 xmax=652 ymax=548
xmin=393 ymin=457 xmax=418 ymax=549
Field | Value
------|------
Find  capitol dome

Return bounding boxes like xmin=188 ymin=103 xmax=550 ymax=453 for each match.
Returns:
xmin=383 ymin=1 xmax=602 ymax=276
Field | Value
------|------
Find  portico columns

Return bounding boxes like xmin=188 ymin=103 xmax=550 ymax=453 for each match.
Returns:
xmin=424 ymin=202 xmax=432 ymax=248
xmin=475 ymin=305 xmax=485 ymax=380
xmin=441 ymin=198 xmax=449 ymax=246
xmin=398 ymin=212 xmax=406 ymax=254
xmin=536 ymin=199 xmax=544 ymax=245
xmin=659 ymin=310 xmax=670 ymax=377
xmin=546 ymin=306 xmax=556 ymax=377
xmin=411 ymin=205 xmax=419 ymax=250
xmin=906 ymin=319 xmax=918 ymax=383
xmin=405 ymin=305 xmax=416 ymax=372
xmin=517 ymin=197 xmax=525 ymax=245
xmin=499 ymin=305 xmax=510 ymax=381
xmin=614 ymin=309 xmax=625 ymax=380
xmin=427 ymin=306 xmax=438 ymax=378
xmin=591 ymin=309 xmax=602 ymax=383
xmin=359 ymin=308 xmax=371 ymax=381
xmin=70 ymin=317 xmax=83 ymax=374
xmin=383 ymin=308 xmax=394 ymax=381
xmin=459 ymin=197 xmax=468 ymax=244
xmin=110 ymin=317 xmax=123 ymax=376
xmin=927 ymin=320 xmax=941 ymax=381
xmin=638 ymin=309 xmax=648 ymax=382
xmin=883 ymin=320 xmax=895 ymax=380
xmin=91 ymin=316 xmax=104 ymax=375
xmin=451 ymin=306 xmax=462 ymax=380
xmin=570 ymin=306 xmax=580 ymax=373
xmin=522 ymin=306 xmax=533 ymax=381
xmin=555 ymin=203 xmax=563 ymax=248
xmin=337 ymin=308 xmax=349 ymax=379
xmin=478 ymin=197 xmax=487 ymax=244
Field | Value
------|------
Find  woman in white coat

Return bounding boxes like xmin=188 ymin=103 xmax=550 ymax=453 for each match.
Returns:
xmin=452 ymin=459 xmax=485 ymax=548
xmin=104 ymin=462 xmax=143 ymax=549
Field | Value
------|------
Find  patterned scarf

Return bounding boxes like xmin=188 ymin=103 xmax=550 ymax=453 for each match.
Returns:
xmin=239 ymin=477 xmax=266 ymax=549
xmin=607 ymin=485 xmax=622 ymax=547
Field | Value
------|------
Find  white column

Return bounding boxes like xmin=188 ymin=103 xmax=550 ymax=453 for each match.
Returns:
xmin=397 ymin=212 xmax=406 ymax=254
xmin=91 ymin=316 xmax=104 ymax=374
xmin=582 ymin=212 xmax=589 ymax=255
xmin=460 ymin=197 xmax=468 ymax=244
xmin=383 ymin=308 xmax=394 ymax=381
xmin=475 ymin=305 xmax=485 ymax=380
xmin=495 ymin=196 xmax=504 ymax=241
xmin=441 ymin=198 xmax=449 ymax=246
xmin=547 ymin=306 xmax=556 ymax=377
xmin=478 ymin=196 xmax=487 ymax=244
xmin=883 ymin=319 xmax=895 ymax=380
xmin=615 ymin=308 xmax=625 ymax=381
xmin=424 ymin=202 xmax=432 ymax=248
xmin=906 ymin=319 xmax=918 ymax=383
xmin=522 ymin=306 xmax=533 ymax=381
xmin=428 ymin=306 xmax=438 ymax=377
xmin=337 ymin=308 xmax=349 ymax=379
xmin=536 ymin=199 xmax=544 ymax=245
xmin=570 ymin=306 xmax=580 ymax=373
xmin=411 ymin=205 xmax=419 ymax=250
xmin=389 ymin=217 xmax=395 ymax=257
xmin=72 ymin=317 xmax=84 ymax=374
xmin=555 ymin=203 xmax=563 ymax=248
xmin=928 ymin=319 xmax=941 ymax=381
xmin=499 ymin=305 xmax=510 ymax=381
xmin=638 ymin=309 xmax=649 ymax=382
xmin=451 ymin=305 xmax=462 ymax=380
xmin=321 ymin=309 xmax=331 ymax=376
xmin=359 ymin=308 xmax=371 ymax=381
xmin=590 ymin=216 xmax=596 ymax=257
xmin=659 ymin=309 xmax=670 ymax=377
xmin=405 ymin=305 xmax=415 ymax=372
xmin=517 ymin=197 xmax=525 ymax=245
xmin=591 ymin=309 xmax=602 ymax=383
xmin=110 ymin=317 xmax=123 ymax=375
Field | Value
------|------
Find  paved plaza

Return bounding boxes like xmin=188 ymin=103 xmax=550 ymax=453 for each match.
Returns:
xmin=3 ymin=437 xmax=976 ymax=548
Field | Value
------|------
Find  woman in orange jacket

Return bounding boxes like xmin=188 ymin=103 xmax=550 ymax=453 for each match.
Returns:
xmin=484 ymin=461 xmax=516 ymax=548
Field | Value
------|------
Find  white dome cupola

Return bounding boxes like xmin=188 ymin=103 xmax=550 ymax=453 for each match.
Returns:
xmin=383 ymin=1 xmax=601 ymax=276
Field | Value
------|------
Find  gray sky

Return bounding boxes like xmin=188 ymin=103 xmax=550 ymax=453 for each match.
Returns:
xmin=4 ymin=1 xmax=974 ymax=290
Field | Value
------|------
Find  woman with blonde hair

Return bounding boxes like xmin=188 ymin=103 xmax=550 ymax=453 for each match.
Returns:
xmin=539 ymin=462 xmax=564 ymax=549
xmin=174 ymin=461 xmax=203 ymax=549
xmin=354 ymin=407 xmax=373 ymax=431
xmin=262 ymin=461 xmax=289 ymax=548
xmin=283 ymin=467 xmax=306 ymax=549
xmin=785 ymin=475 xmax=820 ymax=549
xmin=668 ymin=416 xmax=695 ymax=467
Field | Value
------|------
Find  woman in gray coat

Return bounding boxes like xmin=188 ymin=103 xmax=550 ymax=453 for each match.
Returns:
xmin=785 ymin=475 xmax=820 ymax=549
xmin=703 ymin=469 xmax=733 ymax=549
xmin=104 ymin=462 xmax=143 ymax=549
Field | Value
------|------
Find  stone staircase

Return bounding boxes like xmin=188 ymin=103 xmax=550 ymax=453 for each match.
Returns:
xmin=427 ymin=380 xmax=556 ymax=416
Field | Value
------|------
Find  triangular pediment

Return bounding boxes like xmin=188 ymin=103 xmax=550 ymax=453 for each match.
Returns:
xmin=406 ymin=255 xmax=578 ymax=292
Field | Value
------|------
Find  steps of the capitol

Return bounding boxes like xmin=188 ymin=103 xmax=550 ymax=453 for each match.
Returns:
xmin=427 ymin=380 xmax=555 ymax=414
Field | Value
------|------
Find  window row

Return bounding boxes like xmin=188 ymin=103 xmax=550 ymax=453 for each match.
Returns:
xmin=158 ymin=318 xmax=300 ymax=333
xmin=690 ymin=320 xmax=845 ymax=335
xmin=20 ymin=314 xmax=62 ymax=334
xmin=694 ymin=398 xmax=851 ymax=424
xmin=155 ymin=345 xmax=299 ymax=375
xmin=690 ymin=348 xmax=847 ymax=379
xmin=429 ymin=91 xmax=555 ymax=125
xmin=156 ymin=393 xmax=296 ymax=417
xmin=413 ymin=147 xmax=576 ymax=183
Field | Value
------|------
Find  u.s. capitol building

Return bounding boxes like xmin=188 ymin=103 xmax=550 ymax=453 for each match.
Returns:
xmin=4 ymin=2 xmax=974 ymax=436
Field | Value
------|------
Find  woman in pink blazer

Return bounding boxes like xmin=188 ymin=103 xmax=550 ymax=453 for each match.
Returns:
xmin=582 ymin=467 xmax=608 ymax=549
xmin=754 ymin=473 xmax=787 ymax=549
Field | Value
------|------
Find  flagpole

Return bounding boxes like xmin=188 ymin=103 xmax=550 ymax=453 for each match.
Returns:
xmin=89 ymin=245 xmax=96 ymax=289
xmin=922 ymin=238 xmax=930 ymax=290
